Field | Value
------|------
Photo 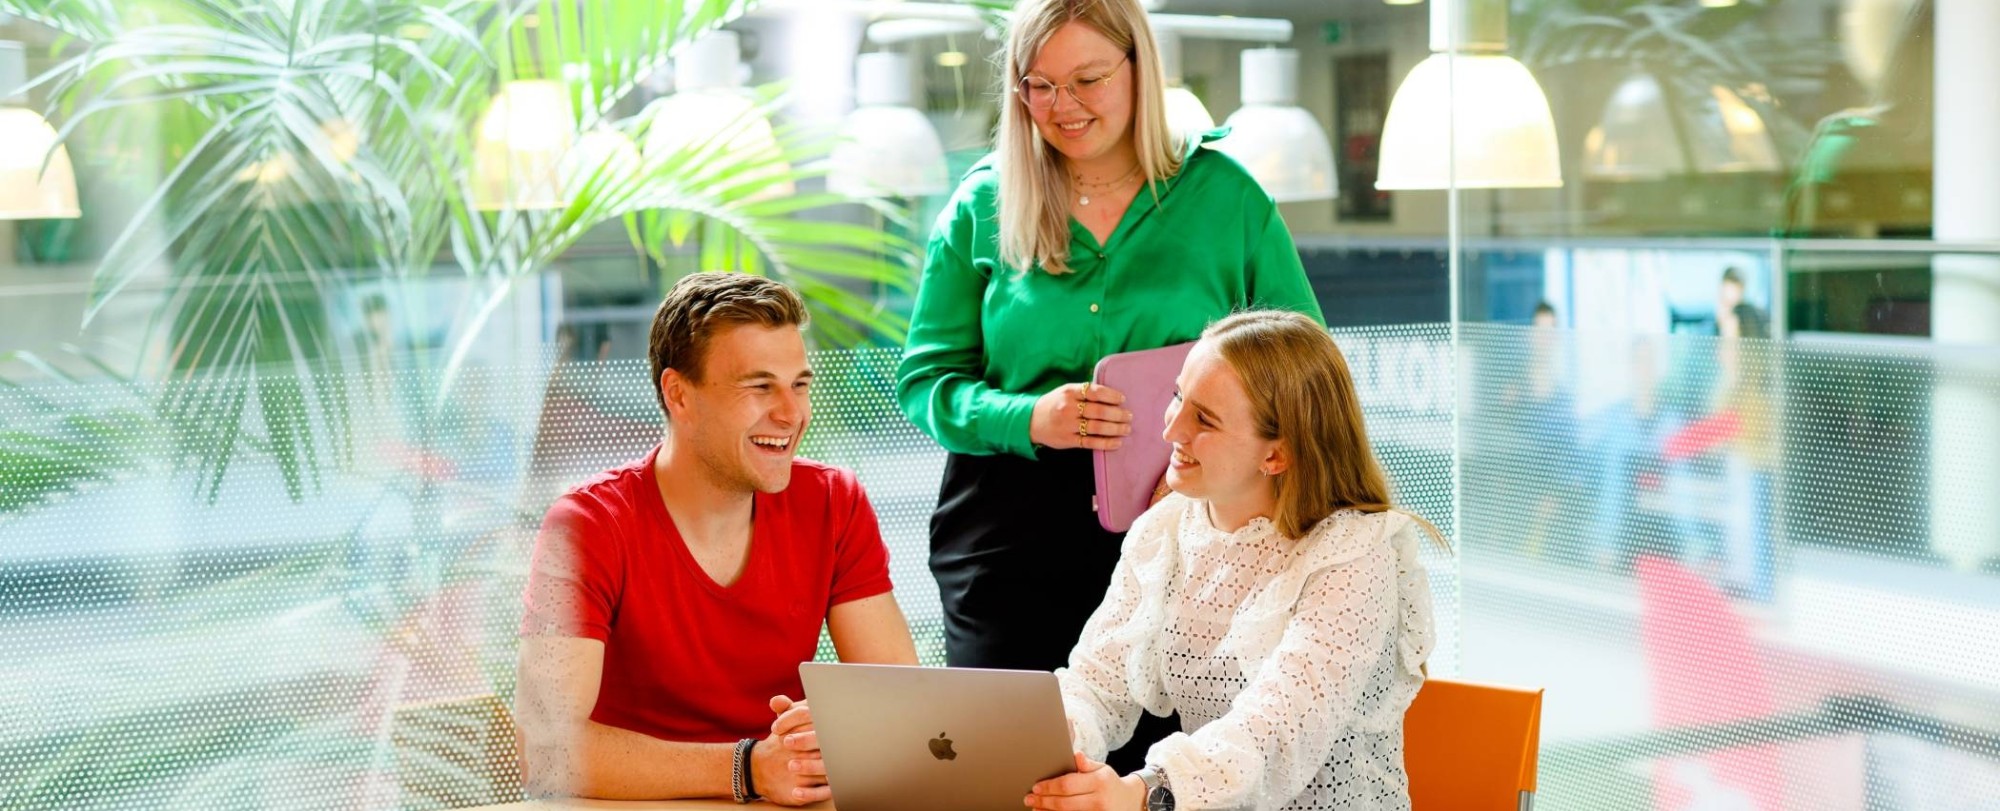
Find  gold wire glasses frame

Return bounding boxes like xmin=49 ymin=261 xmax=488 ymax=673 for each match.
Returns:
xmin=1015 ymin=56 xmax=1129 ymax=110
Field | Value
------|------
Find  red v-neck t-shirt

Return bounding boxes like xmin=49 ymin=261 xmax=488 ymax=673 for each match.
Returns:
xmin=519 ymin=445 xmax=895 ymax=742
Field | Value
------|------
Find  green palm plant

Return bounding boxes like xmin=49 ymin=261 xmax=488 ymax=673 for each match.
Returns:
xmin=2 ymin=0 xmax=918 ymax=504
xmin=0 ymin=348 xmax=162 ymax=513
xmin=0 ymin=3 xmax=923 ymax=804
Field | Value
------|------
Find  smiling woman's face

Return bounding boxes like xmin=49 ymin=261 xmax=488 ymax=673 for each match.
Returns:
xmin=1162 ymin=341 xmax=1283 ymax=523
xmin=1021 ymin=21 xmax=1135 ymax=167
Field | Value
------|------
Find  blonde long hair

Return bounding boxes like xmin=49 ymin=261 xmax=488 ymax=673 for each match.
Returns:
xmin=998 ymin=0 xmax=1182 ymax=275
xmin=1203 ymin=311 xmax=1447 ymax=547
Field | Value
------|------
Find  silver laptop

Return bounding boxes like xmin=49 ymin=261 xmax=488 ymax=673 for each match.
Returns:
xmin=799 ymin=663 xmax=1076 ymax=811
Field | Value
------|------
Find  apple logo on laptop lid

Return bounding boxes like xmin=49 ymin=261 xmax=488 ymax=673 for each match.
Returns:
xmin=929 ymin=732 xmax=957 ymax=761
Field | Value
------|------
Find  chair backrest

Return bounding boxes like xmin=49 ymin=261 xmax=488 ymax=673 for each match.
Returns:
xmin=393 ymin=693 xmax=524 ymax=810
xmin=1634 ymin=554 xmax=1780 ymax=811
xmin=1404 ymin=678 xmax=1544 ymax=811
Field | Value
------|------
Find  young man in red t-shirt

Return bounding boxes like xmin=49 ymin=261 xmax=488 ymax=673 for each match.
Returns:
xmin=516 ymin=273 xmax=918 ymax=803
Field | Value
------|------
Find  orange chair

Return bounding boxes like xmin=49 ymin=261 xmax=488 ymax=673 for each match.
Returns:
xmin=1404 ymin=678 xmax=1545 ymax=811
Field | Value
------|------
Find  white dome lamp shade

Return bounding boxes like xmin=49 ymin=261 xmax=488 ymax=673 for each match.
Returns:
xmin=642 ymin=30 xmax=794 ymax=200
xmin=1154 ymin=32 xmax=1215 ymax=145
xmin=1698 ymin=84 xmax=1780 ymax=173
xmin=1164 ymin=87 xmax=1216 ymax=142
xmin=1214 ymin=48 xmax=1337 ymax=203
xmin=0 ymin=41 xmax=80 ymax=220
xmin=1376 ymin=0 xmax=1562 ymax=190
xmin=1583 ymin=72 xmax=1780 ymax=180
xmin=562 ymin=127 xmax=643 ymax=199
xmin=1582 ymin=73 xmax=1675 ymax=180
xmin=472 ymin=79 xmax=575 ymax=210
xmin=829 ymin=52 xmax=948 ymax=198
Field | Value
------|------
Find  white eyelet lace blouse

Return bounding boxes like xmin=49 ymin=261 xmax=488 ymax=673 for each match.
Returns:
xmin=1056 ymin=493 xmax=1436 ymax=811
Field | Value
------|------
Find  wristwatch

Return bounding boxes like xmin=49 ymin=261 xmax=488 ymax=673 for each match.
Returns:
xmin=1134 ymin=766 xmax=1174 ymax=811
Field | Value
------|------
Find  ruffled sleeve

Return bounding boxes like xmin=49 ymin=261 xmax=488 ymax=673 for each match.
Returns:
xmin=1147 ymin=511 xmax=1435 ymax=811
xmin=1055 ymin=494 xmax=1188 ymax=758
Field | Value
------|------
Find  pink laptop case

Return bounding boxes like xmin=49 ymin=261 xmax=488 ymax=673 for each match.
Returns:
xmin=1091 ymin=341 xmax=1196 ymax=533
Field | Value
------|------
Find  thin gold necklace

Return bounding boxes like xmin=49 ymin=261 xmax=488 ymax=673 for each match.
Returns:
xmin=1073 ymin=162 xmax=1141 ymax=206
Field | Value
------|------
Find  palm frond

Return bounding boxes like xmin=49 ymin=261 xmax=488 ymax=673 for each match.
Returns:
xmin=615 ymin=89 xmax=918 ymax=344
xmin=29 ymin=2 xmax=455 ymax=501
xmin=0 ymin=349 xmax=162 ymax=514
xmin=0 ymin=0 xmax=125 ymax=40
xmin=8 ymin=0 xmax=916 ymax=501
xmin=431 ymin=79 xmax=919 ymax=402
xmin=1515 ymin=0 xmax=1834 ymax=165
xmin=494 ymin=0 xmax=746 ymax=128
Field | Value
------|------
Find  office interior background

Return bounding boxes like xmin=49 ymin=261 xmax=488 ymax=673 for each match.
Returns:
xmin=1 ymin=0 xmax=1996 ymax=808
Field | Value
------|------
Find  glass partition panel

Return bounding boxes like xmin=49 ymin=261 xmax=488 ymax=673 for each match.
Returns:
xmin=1451 ymin=0 xmax=2000 ymax=804
xmin=0 ymin=329 xmax=1460 ymax=808
xmin=10 ymin=0 xmax=1997 ymax=809
xmin=1458 ymin=314 xmax=2000 ymax=809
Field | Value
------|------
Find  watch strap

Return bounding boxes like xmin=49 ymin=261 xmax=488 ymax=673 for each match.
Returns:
xmin=1134 ymin=766 xmax=1173 ymax=811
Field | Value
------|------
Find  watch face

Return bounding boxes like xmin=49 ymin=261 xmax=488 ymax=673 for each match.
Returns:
xmin=1147 ymin=784 xmax=1175 ymax=811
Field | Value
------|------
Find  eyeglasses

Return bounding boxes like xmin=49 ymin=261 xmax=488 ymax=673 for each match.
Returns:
xmin=1015 ymin=56 xmax=1128 ymax=111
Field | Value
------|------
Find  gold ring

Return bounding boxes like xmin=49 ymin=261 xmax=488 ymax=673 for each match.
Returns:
xmin=1077 ymin=418 xmax=1089 ymax=437
xmin=1078 ymin=401 xmax=1086 ymax=418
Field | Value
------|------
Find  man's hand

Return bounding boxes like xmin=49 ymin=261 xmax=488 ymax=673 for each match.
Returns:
xmin=1024 ymin=752 xmax=1145 ymax=811
xmin=753 ymin=695 xmax=830 ymax=806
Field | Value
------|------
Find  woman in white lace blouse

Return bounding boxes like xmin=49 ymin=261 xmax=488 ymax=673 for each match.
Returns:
xmin=1025 ymin=310 xmax=1439 ymax=811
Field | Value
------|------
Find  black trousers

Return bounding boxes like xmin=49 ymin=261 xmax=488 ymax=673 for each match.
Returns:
xmin=928 ymin=449 xmax=1178 ymax=773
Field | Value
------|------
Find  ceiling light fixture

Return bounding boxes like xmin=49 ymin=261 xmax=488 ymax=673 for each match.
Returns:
xmin=1214 ymin=48 xmax=1338 ymax=202
xmin=829 ymin=52 xmax=949 ymax=197
xmin=1583 ymin=72 xmax=1779 ymax=180
xmin=0 ymin=41 xmax=80 ymax=219
xmin=471 ymin=79 xmax=575 ymax=210
xmin=1376 ymin=0 xmax=1562 ymax=189
xmin=640 ymin=30 xmax=795 ymax=200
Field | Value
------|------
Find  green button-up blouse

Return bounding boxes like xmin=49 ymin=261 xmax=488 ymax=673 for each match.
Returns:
xmin=895 ymin=129 xmax=1326 ymax=459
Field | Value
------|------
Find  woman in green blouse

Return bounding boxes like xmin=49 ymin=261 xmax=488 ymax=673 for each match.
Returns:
xmin=894 ymin=0 xmax=1323 ymax=767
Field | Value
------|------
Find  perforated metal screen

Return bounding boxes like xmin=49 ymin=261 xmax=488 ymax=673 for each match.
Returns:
xmin=0 ymin=329 xmax=1457 ymax=809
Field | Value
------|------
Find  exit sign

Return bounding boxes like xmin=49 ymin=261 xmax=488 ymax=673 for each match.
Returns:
xmin=1322 ymin=21 xmax=1347 ymax=44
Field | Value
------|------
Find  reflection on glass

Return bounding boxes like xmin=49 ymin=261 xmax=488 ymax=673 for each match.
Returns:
xmin=3 ymin=1 xmax=1999 ymax=809
xmin=1584 ymin=73 xmax=1780 ymax=180
xmin=1463 ymin=321 xmax=2000 ymax=810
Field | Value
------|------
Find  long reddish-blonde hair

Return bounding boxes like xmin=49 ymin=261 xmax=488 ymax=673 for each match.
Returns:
xmin=1203 ymin=310 xmax=1444 ymax=545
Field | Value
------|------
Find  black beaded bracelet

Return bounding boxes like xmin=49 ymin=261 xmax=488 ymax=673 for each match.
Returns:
xmin=732 ymin=737 xmax=761 ymax=804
